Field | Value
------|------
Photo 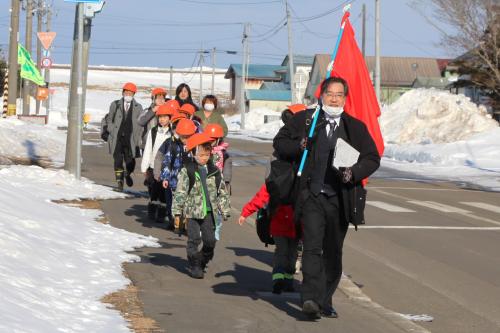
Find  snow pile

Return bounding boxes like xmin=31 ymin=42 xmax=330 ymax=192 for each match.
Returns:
xmin=226 ymin=108 xmax=283 ymax=140
xmin=381 ymin=88 xmax=498 ymax=144
xmin=0 ymin=117 xmax=66 ymax=165
xmin=0 ymin=165 xmax=159 ymax=332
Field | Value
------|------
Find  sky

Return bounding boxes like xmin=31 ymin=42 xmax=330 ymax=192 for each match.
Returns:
xmin=1 ymin=0 xmax=457 ymax=69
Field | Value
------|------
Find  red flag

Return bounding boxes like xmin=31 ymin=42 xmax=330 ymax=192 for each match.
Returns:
xmin=315 ymin=12 xmax=385 ymax=157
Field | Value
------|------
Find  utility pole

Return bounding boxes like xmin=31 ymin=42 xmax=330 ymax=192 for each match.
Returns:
xmin=22 ymin=0 xmax=33 ymax=116
xmin=65 ymin=3 xmax=84 ymax=178
xmin=211 ymin=47 xmax=216 ymax=95
xmin=240 ymin=23 xmax=249 ymax=130
xmin=199 ymin=49 xmax=203 ymax=106
xmin=285 ymin=0 xmax=296 ymax=104
xmin=35 ymin=0 xmax=43 ymax=115
xmin=374 ymin=0 xmax=381 ymax=103
xmin=7 ymin=0 xmax=20 ymax=116
xmin=44 ymin=4 xmax=51 ymax=116
xmin=81 ymin=16 xmax=92 ymax=115
xmin=362 ymin=3 xmax=366 ymax=58
xmin=169 ymin=65 xmax=173 ymax=97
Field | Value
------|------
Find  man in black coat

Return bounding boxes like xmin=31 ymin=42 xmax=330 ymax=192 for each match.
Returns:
xmin=273 ymin=77 xmax=380 ymax=319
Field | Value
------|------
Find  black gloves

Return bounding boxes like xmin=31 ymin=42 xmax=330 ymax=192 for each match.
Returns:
xmin=339 ymin=167 xmax=353 ymax=184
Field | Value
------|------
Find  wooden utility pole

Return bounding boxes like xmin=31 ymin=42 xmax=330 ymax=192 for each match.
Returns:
xmin=22 ymin=0 xmax=33 ymax=116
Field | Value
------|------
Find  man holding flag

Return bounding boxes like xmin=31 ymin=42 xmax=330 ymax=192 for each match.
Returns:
xmin=273 ymin=9 xmax=382 ymax=320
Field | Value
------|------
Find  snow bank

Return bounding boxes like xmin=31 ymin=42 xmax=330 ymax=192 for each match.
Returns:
xmin=226 ymin=108 xmax=283 ymax=140
xmin=0 ymin=165 xmax=159 ymax=332
xmin=0 ymin=117 xmax=66 ymax=165
xmin=381 ymin=88 xmax=498 ymax=144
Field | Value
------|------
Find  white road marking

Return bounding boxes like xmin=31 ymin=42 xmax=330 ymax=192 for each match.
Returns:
xmin=372 ymin=189 xmax=500 ymax=226
xmin=350 ymin=226 xmax=500 ymax=230
xmin=366 ymin=201 xmax=416 ymax=213
xmin=407 ymin=200 xmax=471 ymax=214
xmin=460 ymin=202 xmax=500 ymax=214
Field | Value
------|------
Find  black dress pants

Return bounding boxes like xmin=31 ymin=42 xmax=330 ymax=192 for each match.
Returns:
xmin=300 ymin=192 xmax=348 ymax=309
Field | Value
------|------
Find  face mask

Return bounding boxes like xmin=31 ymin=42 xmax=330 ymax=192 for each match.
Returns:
xmin=123 ymin=95 xmax=133 ymax=103
xmin=204 ymin=103 xmax=215 ymax=112
xmin=323 ymin=105 xmax=343 ymax=118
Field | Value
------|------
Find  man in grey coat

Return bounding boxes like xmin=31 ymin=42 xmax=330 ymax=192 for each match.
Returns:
xmin=105 ymin=82 xmax=143 ymax=191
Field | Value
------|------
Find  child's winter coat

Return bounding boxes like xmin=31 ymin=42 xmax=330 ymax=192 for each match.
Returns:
xmin=241 ymin=184 xmax=296 ymax=239
xmin=159 ymin=137 xmax=184 ymax=190
xmin=172 ymin=160 xmax=231 ymax=219
xmin=141 ymin=125 xmax=171 ymax=178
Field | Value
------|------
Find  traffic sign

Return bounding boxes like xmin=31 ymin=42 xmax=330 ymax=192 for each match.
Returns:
xmin=37 ymin=32 xmax=57 ymax=50
xmin=41 ymin=57 xmax=53 ymax=69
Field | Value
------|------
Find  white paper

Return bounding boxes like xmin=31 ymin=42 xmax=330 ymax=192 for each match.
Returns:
xmin=333 ymin=138 xmax=360 ymax=168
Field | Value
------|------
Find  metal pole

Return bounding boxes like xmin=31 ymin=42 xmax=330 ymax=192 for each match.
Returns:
xmin=285 ymin=0 xmax=296 ymax=104
xmin=7 ymin=0 xmax=20 ymax=116
xmin=169 ymin=65 xmax=173 ymax=97
xmin=211 ymin=47 xmax=216 ymax=95
xmin=362 ymin=3 xmax=366 ymax=58
xmin=22 ymin=0 xmax=33 ymax=116
xmin=76 ymin=3 xmax=84 ymax=179
xmin=81 ymin=17 xmax=92 ymax=119
xmin=199 ymin=49 xmax=203 ymax=106
xmin=65 ymin=3 xmax=83 ymax=178
xmin=35 ymin=1 xmax=43 ymax=114
xmin=375 ymin=0 xmax=381 ymax=103
xmin=44 ymin=4 xmax=51 ymax=116
xmin=240 ymin=23 xmax=248 ymax=130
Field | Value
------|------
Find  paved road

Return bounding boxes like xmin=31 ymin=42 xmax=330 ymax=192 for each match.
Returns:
xmin=82 ymin=133 xmax=500 ymax=333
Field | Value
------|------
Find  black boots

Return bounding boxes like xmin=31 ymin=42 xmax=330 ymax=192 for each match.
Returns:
xmin=147 ymin=202 xmax=157 ymax=220
xmin=156 ymin=205 xmax=166 ymax=223
xmin=125 ymin=172 xmax=134 ymax=187
xmin=188 ymin=255 xmax=204 ymax=279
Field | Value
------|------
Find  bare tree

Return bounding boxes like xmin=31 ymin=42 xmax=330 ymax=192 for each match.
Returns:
xmin=411 ymin=0 xmax=500 ymax=113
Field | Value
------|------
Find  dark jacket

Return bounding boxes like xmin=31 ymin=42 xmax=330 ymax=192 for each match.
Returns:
xmin=273 ymin=108 xmax=380 ymax=227
xmin=106 ymin=98 xmax=143 ymax=156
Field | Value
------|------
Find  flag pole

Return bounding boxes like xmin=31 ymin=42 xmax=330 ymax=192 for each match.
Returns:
xmin=297 ymin=6 xmax=350 ymax=177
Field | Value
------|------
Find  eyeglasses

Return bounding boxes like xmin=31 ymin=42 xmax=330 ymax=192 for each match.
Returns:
xmin=324 ymin=92 xmax=345 ymax=99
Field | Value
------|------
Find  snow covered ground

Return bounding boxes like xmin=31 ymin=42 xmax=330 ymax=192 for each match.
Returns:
xmin=0 ymin=165 xmax=159 ymax=332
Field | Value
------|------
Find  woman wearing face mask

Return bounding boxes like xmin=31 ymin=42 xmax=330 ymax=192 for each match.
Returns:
xmin=175 ymin=83 xmax=200 ymax=112
xmin=195 ymin=95 xmax=228 ymax=137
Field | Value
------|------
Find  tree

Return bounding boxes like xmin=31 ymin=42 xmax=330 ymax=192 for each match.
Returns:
xmin=411 ymin=0 xmax=500 ymax=114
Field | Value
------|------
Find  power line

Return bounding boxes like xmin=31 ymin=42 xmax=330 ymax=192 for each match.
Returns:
xmin=173 ymin=0 xmax=281 ymax=5
xmin=292 ymin=0 xmax=355 ymax=23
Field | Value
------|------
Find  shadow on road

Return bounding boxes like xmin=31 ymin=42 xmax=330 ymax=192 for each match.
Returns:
xmin=124 ymin=203 xmax=174 ymax=231
xmin=147 ymin=252 xmax=190 ymax=275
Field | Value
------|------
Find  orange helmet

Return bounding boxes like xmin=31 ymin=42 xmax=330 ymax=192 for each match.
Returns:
xmin=175 ymin=118 xmax=197 ymax=136
xmin=171 ymin=111 xmax=187 ymax=123
xmin=156 ymin=103 xmax=176 ymax=116
xmin=186 ymin=133 xmax=215 ymax=152
xmin=151 ymin=87 xmax=167 ymax=97
xmin=165 ymin=99 xmax=180 ymax=111
xmin=179 ymin=103 xmax=196 ymax=116
xmin=287 ymin=103 xmax=307 ymax=114
xmin=204 ymin=123 xmax=224 ymax=138
xmin=122 ymin=82 xmax=137 ymax=93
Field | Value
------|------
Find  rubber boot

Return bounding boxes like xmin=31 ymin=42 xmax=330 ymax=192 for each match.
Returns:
xmin=189 ymin=255 xmax=204 ymax=279
xmin=156 ymin=205 xmax=166 ymax=223
xmin=284 ymin=276 xmax=295 ymax=292
xmin=272 ymin=278 xmax=285 ymax=294
xmin=115 ymin=169 xmax=124 ymax=192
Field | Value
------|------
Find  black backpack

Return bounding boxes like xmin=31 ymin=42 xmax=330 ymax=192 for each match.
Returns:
xmin=265 ymin=159 xmax=299 ymax=207
xmin=256 ymin=206 xmax=275 ymax=247
xmin=185 ymin=159 xmax=222 ymax=195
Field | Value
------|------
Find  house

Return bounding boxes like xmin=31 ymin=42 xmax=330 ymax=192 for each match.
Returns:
xmin=304 ymin=55 xmax=446 ymax=104
xmin=281 ymin=55 xmax=315 ymax=103
xmin=245 ymin=89 xmax=292 ymax=113
xmin=224 ymin=64 xmax=286 ymax=109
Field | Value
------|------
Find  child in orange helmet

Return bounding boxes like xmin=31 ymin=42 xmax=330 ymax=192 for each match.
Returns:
xmin=172 ymin=133 xmax=231 ymax=279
